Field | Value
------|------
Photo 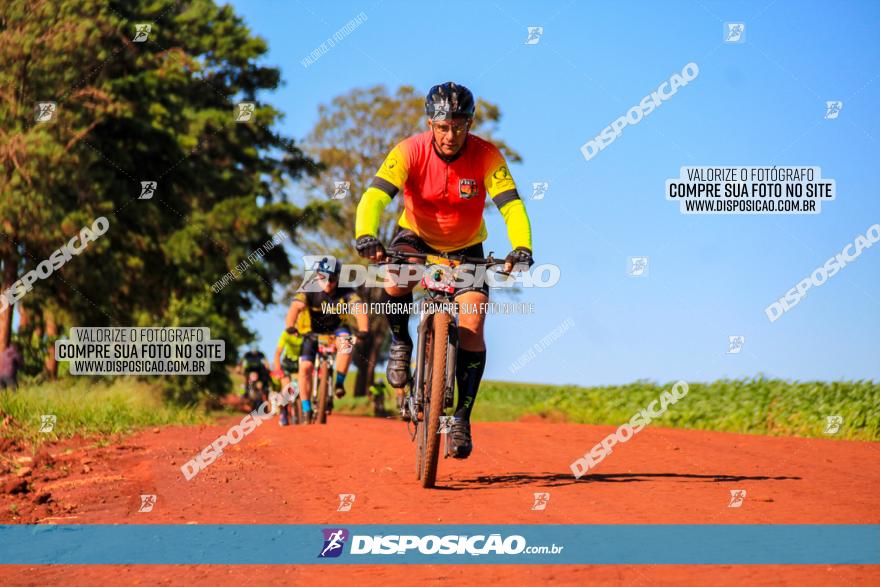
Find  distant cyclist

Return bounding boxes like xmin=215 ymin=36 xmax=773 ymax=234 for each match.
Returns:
xmin=284 ymin=258 xmax=370 ymax=421
xmin=273 ymin=318 xmax=305 ymax=426
xmin=354 ymin=82 xmax=534 ymax=458
xmin=237 ymin=346 xmax=271 ymax=400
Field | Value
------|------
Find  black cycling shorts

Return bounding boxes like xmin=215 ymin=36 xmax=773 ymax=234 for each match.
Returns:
xmin=299 ymin=327 xmax=351 ymax=362
xmin=280 ymin=357 xmax=299 ymax=376
xmin=388 ymin=228 xmax=490 ymax=297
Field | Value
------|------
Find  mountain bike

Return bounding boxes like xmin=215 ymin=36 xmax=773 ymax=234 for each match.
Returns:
xmin=305 ymin=332 xmax=355 ymax=424
xmin=244 ymin=369 xmax=269 ymax=411
xmin=379 ymin=251 xmax=505 ymax=488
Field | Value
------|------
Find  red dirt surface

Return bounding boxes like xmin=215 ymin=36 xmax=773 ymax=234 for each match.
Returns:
xmin=1 ymin=415 xmax=878 ymax=585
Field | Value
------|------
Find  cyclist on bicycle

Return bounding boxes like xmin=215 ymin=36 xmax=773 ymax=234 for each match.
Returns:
xmin=237 ymin=346 xmax=271 ymax=399
xmin=273 ymin=315 xmax=306 ymax=426
xmin=283 ymin=258 xmax=369 ymax=420
xmin=354 ymin=81 xmax=533 ymax=459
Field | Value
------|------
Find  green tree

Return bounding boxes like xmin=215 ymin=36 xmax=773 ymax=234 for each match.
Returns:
xmin=0 ymin=0 xmax=324 ymax=400
xmin=298 ymin=84 xmax=521 ymax=397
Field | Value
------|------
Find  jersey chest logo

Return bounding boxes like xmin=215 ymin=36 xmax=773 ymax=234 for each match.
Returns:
xmin=458 ymin=178 xmax=478 ymax=199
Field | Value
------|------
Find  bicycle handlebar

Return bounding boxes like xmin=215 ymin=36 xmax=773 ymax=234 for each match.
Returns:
xmin=378 ymin=250 xmax=507 ymax=268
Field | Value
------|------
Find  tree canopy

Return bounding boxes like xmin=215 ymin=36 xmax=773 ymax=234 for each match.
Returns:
xmin=1 ymin=0 xmax=323 ymax=400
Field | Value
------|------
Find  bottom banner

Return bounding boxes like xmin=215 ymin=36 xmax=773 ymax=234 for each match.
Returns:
xmin=0 ymin=525 xmax=877 ymax=564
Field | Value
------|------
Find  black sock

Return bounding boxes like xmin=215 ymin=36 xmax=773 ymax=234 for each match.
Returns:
xmin=382 ymin=290 xmax=413 ymax=346
xmin=454 ymin=348 xmax=486 ymax=421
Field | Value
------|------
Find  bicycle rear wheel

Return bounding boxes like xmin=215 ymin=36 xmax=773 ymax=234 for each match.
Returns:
xmin=292 ymin=396 xmax=302 ymax=424
xmin=421 ymin=312 xmax=451 ymax=488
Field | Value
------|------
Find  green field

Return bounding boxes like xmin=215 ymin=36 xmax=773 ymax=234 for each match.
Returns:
xmin=348 ymin=378 xmax=880 ymax=441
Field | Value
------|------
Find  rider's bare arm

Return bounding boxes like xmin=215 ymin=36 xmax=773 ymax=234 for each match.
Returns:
xmin=351 ymin=302 xmax=369 ymax=332
xmin=273 ymin=346 xmax=282 ymax=372
xmin=285 ymin=299 xmax=306 ymax=330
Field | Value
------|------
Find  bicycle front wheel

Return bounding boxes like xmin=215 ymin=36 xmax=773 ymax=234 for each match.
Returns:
xmin=421 ymin=311 xmax=451 ymax=488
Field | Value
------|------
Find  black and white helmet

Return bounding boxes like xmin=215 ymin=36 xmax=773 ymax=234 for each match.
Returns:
xmin=425 ymin=82 xmax=475 ymax=121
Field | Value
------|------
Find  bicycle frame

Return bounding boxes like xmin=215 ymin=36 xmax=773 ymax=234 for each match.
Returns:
xmin=411 ymin=299 xmax=459 ymax=418
xmin=380 ymin=250 xmax=505 ymax=486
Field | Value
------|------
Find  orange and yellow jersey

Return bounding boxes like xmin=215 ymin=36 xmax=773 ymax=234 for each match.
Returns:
xmin=356 ymin=131 xmax=532 ymax=252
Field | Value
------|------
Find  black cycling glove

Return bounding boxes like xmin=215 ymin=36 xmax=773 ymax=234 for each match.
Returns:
xmin=355 ymin=235 xmax=385 ymax=259
xmin=504 ymin=247 xmax=534 ymax=271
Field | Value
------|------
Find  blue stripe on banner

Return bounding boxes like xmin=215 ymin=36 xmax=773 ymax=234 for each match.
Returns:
xmin=0 ymin=525 xmax=877 ymax=565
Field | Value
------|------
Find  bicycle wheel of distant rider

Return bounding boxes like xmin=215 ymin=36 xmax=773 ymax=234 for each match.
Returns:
xmin=421 ymin=312 xmax=450 ymax=488
xmin=292 ymin=396 xmax=302 ymax=424
xmin=317 ymin=361 xmax=330 ymax=424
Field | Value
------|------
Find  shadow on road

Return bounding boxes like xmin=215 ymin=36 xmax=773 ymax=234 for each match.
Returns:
xmin=437 ymin=472 xmax=801 ymax=490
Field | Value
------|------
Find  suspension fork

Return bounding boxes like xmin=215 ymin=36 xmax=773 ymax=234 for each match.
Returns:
xmin=444 ymin=316 xmax=459 ymax=409
xmin=413 ymin=309 xmax=432 ymax=413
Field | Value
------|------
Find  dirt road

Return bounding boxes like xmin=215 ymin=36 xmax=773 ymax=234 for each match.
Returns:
xmin=1 ymin=414 xmax=878 ymax=585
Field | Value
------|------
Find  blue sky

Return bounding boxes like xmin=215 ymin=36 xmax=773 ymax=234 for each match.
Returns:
xmin=230 ymin=0 xmax=879 ymax=385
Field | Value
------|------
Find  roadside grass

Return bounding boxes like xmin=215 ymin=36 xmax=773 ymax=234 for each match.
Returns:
xmin=0 ymin=378 xmax=209 ymax=449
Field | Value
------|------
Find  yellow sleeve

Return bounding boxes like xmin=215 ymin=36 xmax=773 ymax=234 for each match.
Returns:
xmin=498 ymin=199 xmax=532 ymax=251
xmin=355 ymin=144 xmax=408 ymax=239
xmin=355 ymin=188 xmax=392 ymax=238
xmin=484 ymin=157 xmax=532 ymax=251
